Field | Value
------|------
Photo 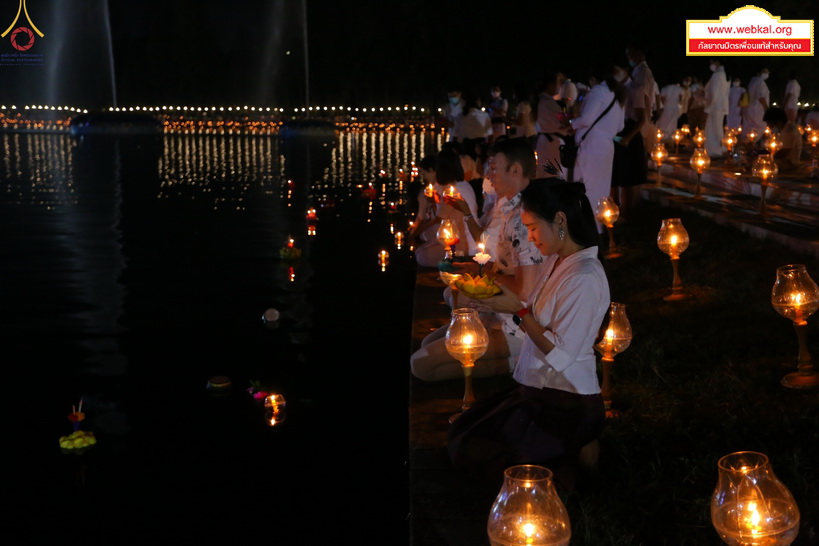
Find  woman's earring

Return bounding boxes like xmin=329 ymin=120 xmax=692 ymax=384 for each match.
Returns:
xmin=558 ymin=227 xmax=565 ymax=240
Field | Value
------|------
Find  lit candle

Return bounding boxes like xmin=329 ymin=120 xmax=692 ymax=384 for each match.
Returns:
xmin=444 ymin=184 xmax=460 ymax=199
xmin=424 ymin=183 xmax=435 ymax=198
xmin=379 ymin=249 xmax=389 ymax=271
xmin=395 ymin=231 xmax=404 ymax=248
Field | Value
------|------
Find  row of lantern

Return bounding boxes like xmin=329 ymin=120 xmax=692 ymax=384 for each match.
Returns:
xmin=649 ymin=126 xmax=784 ymax=213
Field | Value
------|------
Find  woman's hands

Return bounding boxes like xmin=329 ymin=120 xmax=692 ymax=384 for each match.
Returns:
xmin=474 ymin=282 xmax=525 ymax=315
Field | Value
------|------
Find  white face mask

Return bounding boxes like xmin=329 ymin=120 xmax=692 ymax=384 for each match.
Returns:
xmin=761 ymin=72 xmax=769 ymax=80
xmin=709 ymin=63 xmax=717 ymax=72
xmin=614 ymin=70 xmax=626 ymax=83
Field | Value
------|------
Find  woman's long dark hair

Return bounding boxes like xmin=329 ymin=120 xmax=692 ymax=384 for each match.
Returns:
xmin=520 ymin=180 xmax=600 ymax=249
xmin=435 ymin=148 xmax=465 ymax=185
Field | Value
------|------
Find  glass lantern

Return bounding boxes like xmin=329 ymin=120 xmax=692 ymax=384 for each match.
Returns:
xmin=446 ymin=308 xmax=489 ymax=421
xmin=594 ymin=197 xmax=622 ymax=259
xmin=752 ymin=154 xmax=778 ymax=216
xmin=693 ymin=128 xmax=706 ymax=147
xmin=652 ymin=142 xmax=668 ymax=185
xmin=594 ymin=302 xmax=632 ymax=418
xmin=488 ymin=465 xmax=571 ymax=546
xmin=657 ymin=218 xmax=690 ymax=259
xmin=690 ymin=147 xmax=711 ymax=197
xmin=437 ymin=217 xmax=460 ymax=261
xmin=657 ymin=218 xmax=691 ymax=301
xmin=772 ymin=264 xmax=819 ymax=388
xmin=711 ymin=451 xmax=800 ymax=546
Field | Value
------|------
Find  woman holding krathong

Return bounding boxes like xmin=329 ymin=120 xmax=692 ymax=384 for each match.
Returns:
xmin=448 ymin=180 xmax=610 ymax=490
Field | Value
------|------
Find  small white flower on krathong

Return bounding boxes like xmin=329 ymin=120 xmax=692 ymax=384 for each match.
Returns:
xmin=473 ymin=241 xmax=492 ymax=276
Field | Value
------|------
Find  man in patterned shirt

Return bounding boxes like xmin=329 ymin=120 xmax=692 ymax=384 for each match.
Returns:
xmin=410 ymin=138 xmax=545 ymax=381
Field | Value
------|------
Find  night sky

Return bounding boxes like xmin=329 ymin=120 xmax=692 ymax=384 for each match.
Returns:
xmin=1 ymin=0 xmax=815 ymax=111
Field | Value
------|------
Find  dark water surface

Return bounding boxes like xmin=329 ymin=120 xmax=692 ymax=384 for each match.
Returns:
xmin=2 ymin=128 xmax=434 ymax=543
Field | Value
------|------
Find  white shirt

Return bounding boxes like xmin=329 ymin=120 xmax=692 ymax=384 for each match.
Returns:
xmin=784 ymin=79 xmax=801 ymax=111
xmin=571 ymin=82 xmax=619 ymax=143
xmin=513 ymin=247 xmax=610 ymax=394
xmin=704 ymin=66 xmax=730 ymax=114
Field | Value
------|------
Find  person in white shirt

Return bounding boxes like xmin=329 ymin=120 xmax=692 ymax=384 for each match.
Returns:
xmin=448 ymin=180 xmax=610 ymax=488
xmin=656 ymin=81 xmax=685 ymax=138
xmin=570 ymin=62 xmax=624 ymax=229
xmin=727 ymin=77 xmax=744 ymax=130
xmin=703 ymin=59 xmax=730 ymax=158
xmin=745 ymin=68 xmax=770 ymax=135
xmin=783 ymin=73 xmax=801 ymax=123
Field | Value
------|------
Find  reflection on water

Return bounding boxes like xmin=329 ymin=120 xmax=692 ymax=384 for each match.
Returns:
xmin=0 ymin=123 xmax=438 ymax=375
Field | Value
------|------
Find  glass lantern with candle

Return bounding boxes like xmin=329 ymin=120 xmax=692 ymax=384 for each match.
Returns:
xmin=651 ymin=142 xmax=668 ymax=186
xmin=594 ymin=196 xmax=623 ymax=259
xmin=722 ymin=130 xmax=737 ymax=158
xmin=594 ymin=302 xmax=632 ymax=418
xmin=772 ymin=264 xmax=819 ymax=388
xmin=657 ymin=218 xmax=691 ymax=301
xmin=764 ymin=132 xmax=781 ymax=156
xmin=711 ymin=451 xmax=800 ymax=546
xmin=693 ymin=128 xmax=706 ymax=148
xmin=752 ymin=154 xmax=778 ymax=217
xmin=445 ymin=307 xmax=489 ymax=423
xmin=673 ymin=129 xmax=683 ymax=154
xmin=689 ymin=147 xmax=710 ymax=198
xmin=487 ymin=465 xmax=571 ymax=546
xmin=437 ymin=217 xmax=460 ymax=261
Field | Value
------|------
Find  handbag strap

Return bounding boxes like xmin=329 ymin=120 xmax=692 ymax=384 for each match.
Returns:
xmin=578 ymin=96 xmax=617 ymax=142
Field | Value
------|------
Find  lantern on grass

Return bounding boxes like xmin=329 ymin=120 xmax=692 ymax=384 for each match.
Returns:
xmin=657 ymin=218 xmax=691 ymax=301
xmin=673 ymin=129 xmax=683 ymax=154
xmin=445 ymin=308 xmax=489 ymax=423
xmin=722 ymin=130 xmax=737 ymax=156
xmin=693 ymin=128 xmax=706 ymax=148
xmin=764 ymin=133 xmax=781 ymax=156
xmin=594 ymin=197 xmax=623 ymax=259
xmin=651 ymin=142 xmax=668 ymax=186
xmin=594 ymin=302 xmax=632 ymax=418
xmin=772 ymin=264 xmax=819 ymax=389
xmin=711 ymin=451 xmax=800 ymax=546
xmin=690 ymin=147 xmax=710 ymax=198
xmin=752 ymin=154 xmax=778 ymax=217
xmin=487 ymin=465 xmax=571 ymax=546
xmin=746 ymin=128 xmax=759 ymax=149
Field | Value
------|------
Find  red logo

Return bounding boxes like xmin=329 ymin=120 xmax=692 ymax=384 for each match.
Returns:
xmin=10 ymin=26 xmax=33 ymax=50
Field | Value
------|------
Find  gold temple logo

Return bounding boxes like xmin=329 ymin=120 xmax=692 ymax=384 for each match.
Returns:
xmin=2 ymin=0 xmax=44 ymax=38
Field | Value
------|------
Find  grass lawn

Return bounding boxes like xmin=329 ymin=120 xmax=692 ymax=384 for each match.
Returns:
xmin=567 ymin=198 xmax=819 ymax=545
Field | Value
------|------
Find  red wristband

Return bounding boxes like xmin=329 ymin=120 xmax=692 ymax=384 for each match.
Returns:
xmin=515 ymin=308 xmax=530 ymax=319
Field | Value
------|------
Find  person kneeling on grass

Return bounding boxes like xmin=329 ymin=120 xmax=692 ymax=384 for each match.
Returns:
xmin=447 ymin=179 xmax=610 ymax=490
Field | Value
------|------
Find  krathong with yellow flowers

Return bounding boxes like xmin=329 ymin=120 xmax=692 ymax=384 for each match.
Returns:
xmin=453 ymin=273 xmax=502 ymax=299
